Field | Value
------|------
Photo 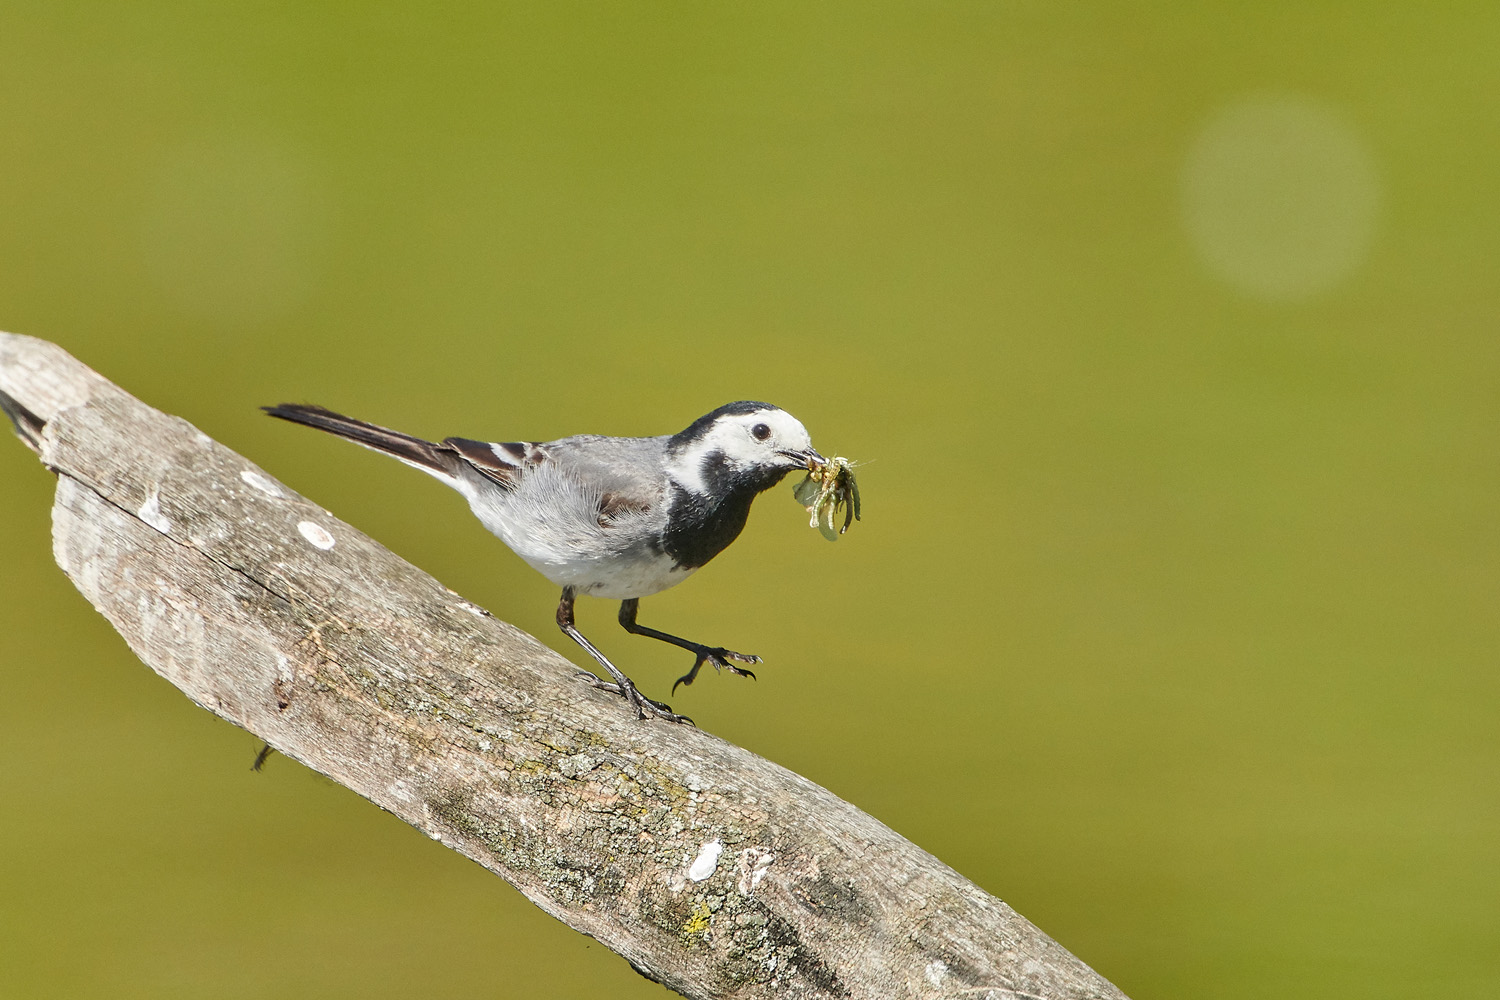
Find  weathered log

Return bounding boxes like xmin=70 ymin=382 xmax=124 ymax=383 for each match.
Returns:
xmin=0 ymin=331 xmax=1127 ymax=1000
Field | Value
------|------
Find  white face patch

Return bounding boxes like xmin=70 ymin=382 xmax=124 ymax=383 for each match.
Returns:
xmin=297 ymin=520 xmax=336 ymax=550
xmin=719 ymin=409 xmax=813 ymax=465
xmin=666 ymin=407 xmax=814 ymax=495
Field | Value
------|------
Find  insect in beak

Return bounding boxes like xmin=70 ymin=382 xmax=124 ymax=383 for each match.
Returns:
xmin=791 ymin=455 xmax=860 ymax=541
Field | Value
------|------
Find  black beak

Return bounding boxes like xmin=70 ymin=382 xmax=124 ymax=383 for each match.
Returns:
xmin=779 ymin=447 xmax=826 ymax=470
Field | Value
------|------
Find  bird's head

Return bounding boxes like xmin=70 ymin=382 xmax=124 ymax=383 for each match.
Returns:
xmin=666 ymin=401 xmax=824 ymax=498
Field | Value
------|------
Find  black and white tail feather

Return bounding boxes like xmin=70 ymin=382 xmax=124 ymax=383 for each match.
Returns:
xmin=263 ymin=404 xmax=517 ymax=486
xmin=264 ymin=400 xmax=824 ymax=724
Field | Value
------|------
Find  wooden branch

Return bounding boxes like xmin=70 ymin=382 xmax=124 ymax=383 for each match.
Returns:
xmin=0 ymin=331 xmax=1129 ymax=1000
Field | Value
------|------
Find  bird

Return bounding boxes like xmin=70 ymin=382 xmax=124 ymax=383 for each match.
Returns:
xmin=262 ymin=400 xmax=826 ymax=723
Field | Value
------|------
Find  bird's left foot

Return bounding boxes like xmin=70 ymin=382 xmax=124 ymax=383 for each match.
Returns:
xmin=576 ymin=670 xmax=695 ymax=725
xmin=672 ymin=647 xmax=760 ymax=694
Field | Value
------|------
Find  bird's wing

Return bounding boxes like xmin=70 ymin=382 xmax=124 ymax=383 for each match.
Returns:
xmin=440 ymin=436 xmax=546 ymax=489
xmin=439 ymin=434 xmax=666 ymax=524
xmin=536 ymin=434 xmax=670 ymax=523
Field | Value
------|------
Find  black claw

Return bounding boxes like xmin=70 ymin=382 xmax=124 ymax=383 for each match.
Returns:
xmin=632 ymin=691 xmax=693 ymax=725
xmin=578 ymin=669 xmax=693 ymax=724
xmin=708 ymin=648 xmax=759 ymax=679
xmin=617 ymin=601 xmax=758 ymax=700
xmin=672 ymin=648 xmax=759 ymax=694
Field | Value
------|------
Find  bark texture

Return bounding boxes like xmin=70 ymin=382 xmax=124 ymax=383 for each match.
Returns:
xmin=0 ymin=332 xmax=1128 ymax=1000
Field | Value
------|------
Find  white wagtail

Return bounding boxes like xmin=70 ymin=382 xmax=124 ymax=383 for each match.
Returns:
xmin=263 ymin=401 xmax=826 ymax=723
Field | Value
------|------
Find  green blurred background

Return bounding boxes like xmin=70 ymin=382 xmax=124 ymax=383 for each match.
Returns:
xmin=2 ymin=5 xmax=1496 ymax=998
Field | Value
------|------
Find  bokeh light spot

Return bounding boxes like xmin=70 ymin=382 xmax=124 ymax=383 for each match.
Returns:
xmin=1181 ymin=94 xmax=1381 ymax=302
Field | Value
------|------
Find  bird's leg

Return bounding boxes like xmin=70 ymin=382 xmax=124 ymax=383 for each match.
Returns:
xmin=558 ymin=588 xmax=692 ymax=724
xmin=618 ymin=598 xmax=761 ymax=695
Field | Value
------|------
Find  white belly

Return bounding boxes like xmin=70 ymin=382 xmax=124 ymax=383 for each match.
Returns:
xmin=522 ymin=548 xmax=698 ymax=599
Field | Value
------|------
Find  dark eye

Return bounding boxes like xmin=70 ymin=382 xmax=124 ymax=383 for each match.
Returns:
xmin=751 ymin=423 xmax=772 ymax=441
